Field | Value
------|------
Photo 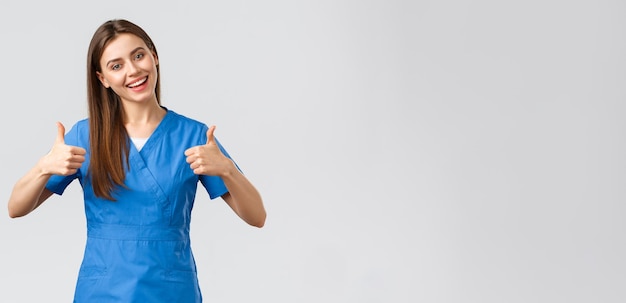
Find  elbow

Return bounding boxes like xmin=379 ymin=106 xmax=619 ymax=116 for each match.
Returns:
xmin=253 ymin=219 xmax=265 ymax=228
xmin=249 ymin=213 xmax=266 ymax=228
xmin=8 ymin=208 xmax=24 ymax=219
xmin=7 ymin=200 xmax=30 ymax=218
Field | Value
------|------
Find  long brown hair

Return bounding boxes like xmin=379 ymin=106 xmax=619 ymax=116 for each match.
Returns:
xmin=86 ymin=19 xmax=161 ymax=200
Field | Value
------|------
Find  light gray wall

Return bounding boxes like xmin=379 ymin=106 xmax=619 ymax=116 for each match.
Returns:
xmin=1 ymin=1 xmax=624 ymax=302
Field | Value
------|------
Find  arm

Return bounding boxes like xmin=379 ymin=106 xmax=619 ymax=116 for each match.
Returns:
xmin=8 ymin=164 xmax=55 ymax=218
xmin=8 ymin=122 xmax=86 ymax=218
xmin=185 ymin=125 xmax=266 ymax=227
xmin=219 ymin=164 xmax=266 ymax=228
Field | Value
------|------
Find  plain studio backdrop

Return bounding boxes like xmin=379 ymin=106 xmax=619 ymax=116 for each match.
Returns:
xmin=0 ymin=1 xmax=624 ymax=302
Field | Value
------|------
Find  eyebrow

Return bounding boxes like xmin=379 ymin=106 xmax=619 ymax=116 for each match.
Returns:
xmin=105 ymin=47 xmax=146 ymax=67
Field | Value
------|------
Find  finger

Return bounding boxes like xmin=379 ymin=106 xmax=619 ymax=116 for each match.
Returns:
xmin=58 ymin=168 xmax=77 ymax=176
xmin=184 ymin=147 xmax=196 ymax=157
xmin=67 ymin=162 xmax=83 ymax=169
xmin=206 ymin=125 xmax=216 ymax=145
xmin=69 ymin=146 xmax=87 ymax=156
xmin=56 ymin=122 xmax=66 ymax=144
xmin=70 ymin=154 xmax=86 ymax=163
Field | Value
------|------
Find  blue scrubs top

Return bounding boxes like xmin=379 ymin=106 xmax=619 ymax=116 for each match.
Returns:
xmin=46 ymin=109 xmax=233 ymax=303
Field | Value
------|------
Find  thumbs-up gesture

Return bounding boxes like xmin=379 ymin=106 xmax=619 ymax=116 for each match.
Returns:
xmin=40 ymin=122 xmax=87 ymax=176
xmin=184 ymin=125 xmax=232 ymax=176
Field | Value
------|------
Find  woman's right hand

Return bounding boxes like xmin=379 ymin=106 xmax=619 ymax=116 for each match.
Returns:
xmin=39 ymin=122 xmax=86 ymax=176
xmin=8 ymin=122 xmax=87 ymax=218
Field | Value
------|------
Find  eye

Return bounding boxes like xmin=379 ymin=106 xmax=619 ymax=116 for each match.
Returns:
xmin=111 ymin=63 xmax=121 ymax=71
xmin=135 ymin=53 xmax=144 ymax=60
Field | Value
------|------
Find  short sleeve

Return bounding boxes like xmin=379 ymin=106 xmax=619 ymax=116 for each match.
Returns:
xmin=199 ymin=136 xmax=242 ymax=200
xmin=45 ymin=122 xmax=83 ymax=195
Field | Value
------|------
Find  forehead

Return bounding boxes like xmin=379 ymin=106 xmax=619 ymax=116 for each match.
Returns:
xmin=100 ymin=33 xmax=147 ymax=61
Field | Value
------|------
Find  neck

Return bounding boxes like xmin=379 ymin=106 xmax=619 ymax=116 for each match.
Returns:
xmin=122 ymin=99 xmax=166 ymax=138
xmin=123 ymin=99 xmax=165 ymax=125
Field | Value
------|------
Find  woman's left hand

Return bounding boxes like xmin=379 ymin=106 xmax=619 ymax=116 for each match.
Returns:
xmin=184 ymin=125 xmax=234 ymax=176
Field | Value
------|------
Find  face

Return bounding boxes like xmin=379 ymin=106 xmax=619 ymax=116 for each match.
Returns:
xmin=97 ymin=33 xmax=159 ymax=104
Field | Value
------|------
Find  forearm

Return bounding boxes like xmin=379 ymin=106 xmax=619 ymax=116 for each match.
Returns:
xmin=221 ymin=162 xmax=266 ymax=227
xmin=8 ymin=160 xmax=52 ymax=218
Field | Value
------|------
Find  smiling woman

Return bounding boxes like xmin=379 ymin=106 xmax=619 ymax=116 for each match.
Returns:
xmin=7 ymin=19 xmax=266 ymax=303
xmin=97 ymin=36 xmax=158 ymax=103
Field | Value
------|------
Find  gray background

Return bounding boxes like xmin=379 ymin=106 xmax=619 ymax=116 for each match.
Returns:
xmin=1 ymin=0 xmax=625 ymax=302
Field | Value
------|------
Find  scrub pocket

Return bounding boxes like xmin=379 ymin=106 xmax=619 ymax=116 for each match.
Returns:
xmin=163 ymin=269 xmax=199 ymax=283
xmin=77 ymin=266 xmax=108 ymax=280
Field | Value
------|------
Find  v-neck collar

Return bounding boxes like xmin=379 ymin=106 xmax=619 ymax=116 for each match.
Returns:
xmin=129 ymin=107 xmax=172 ymax=155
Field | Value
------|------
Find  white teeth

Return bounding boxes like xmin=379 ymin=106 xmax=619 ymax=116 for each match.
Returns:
xmin=128 ymin=77 xmax=147 ymax=88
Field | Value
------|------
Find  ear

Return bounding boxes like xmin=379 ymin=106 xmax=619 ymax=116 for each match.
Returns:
xmin=96 ymin=71 xmax=110 ymax=88
xmin=152 ymin=51 xmax=159 ymax=66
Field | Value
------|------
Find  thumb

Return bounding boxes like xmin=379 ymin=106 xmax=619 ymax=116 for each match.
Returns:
xmin=55 ymin=122 xmax=66 ymax=144
xmin=205 ymin=125 xmax=216 ymax=145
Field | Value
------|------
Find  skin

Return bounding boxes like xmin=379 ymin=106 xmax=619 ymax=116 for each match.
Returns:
xmin=8 ymin=33 xmax=266 ymax=227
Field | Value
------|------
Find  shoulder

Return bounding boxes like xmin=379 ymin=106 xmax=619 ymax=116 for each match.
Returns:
xmin=64 ymin=118 xmax=89 ymax=135
xmin=73 ymin=118 xmax=89 ymax=129
xmin=165 ymin=108 xmax=209 ymax=131
xmin=63 ymin=118 xmax=89 ymax=147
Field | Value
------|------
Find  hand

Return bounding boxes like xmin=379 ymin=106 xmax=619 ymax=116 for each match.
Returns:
xmin=184 ymin=125 xmax=233 ymax=176
xmin=40 ymin=122 xmax=87 ymax=176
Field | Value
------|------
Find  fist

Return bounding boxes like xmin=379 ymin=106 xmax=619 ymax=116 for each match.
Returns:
xmin=184 ymin=125 xmax=233 ymax=176
xmin=41 ymin=122 xmax=87 ymax=176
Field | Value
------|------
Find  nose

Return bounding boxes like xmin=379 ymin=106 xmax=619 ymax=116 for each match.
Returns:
xmin=127 ymin=61 xmax=140 ymax=76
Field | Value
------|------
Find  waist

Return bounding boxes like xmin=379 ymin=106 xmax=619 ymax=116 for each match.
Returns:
xmin=87 ymin=222 xmax=189 ymax=241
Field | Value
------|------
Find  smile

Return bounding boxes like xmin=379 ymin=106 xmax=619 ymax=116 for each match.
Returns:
xmin=127 ymin=77 xmax=148 ymax=88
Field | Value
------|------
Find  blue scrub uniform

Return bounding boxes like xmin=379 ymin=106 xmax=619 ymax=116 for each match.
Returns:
xmin=46 ymin=109 xmax=233 ymax=303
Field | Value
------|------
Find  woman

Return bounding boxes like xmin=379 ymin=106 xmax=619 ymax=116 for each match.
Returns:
xmin=7 ymin=19 xmax=266 ymax=302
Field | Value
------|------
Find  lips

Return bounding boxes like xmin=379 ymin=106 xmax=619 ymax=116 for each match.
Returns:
xmin=127 ymin=76 xmax=148 ymax=88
